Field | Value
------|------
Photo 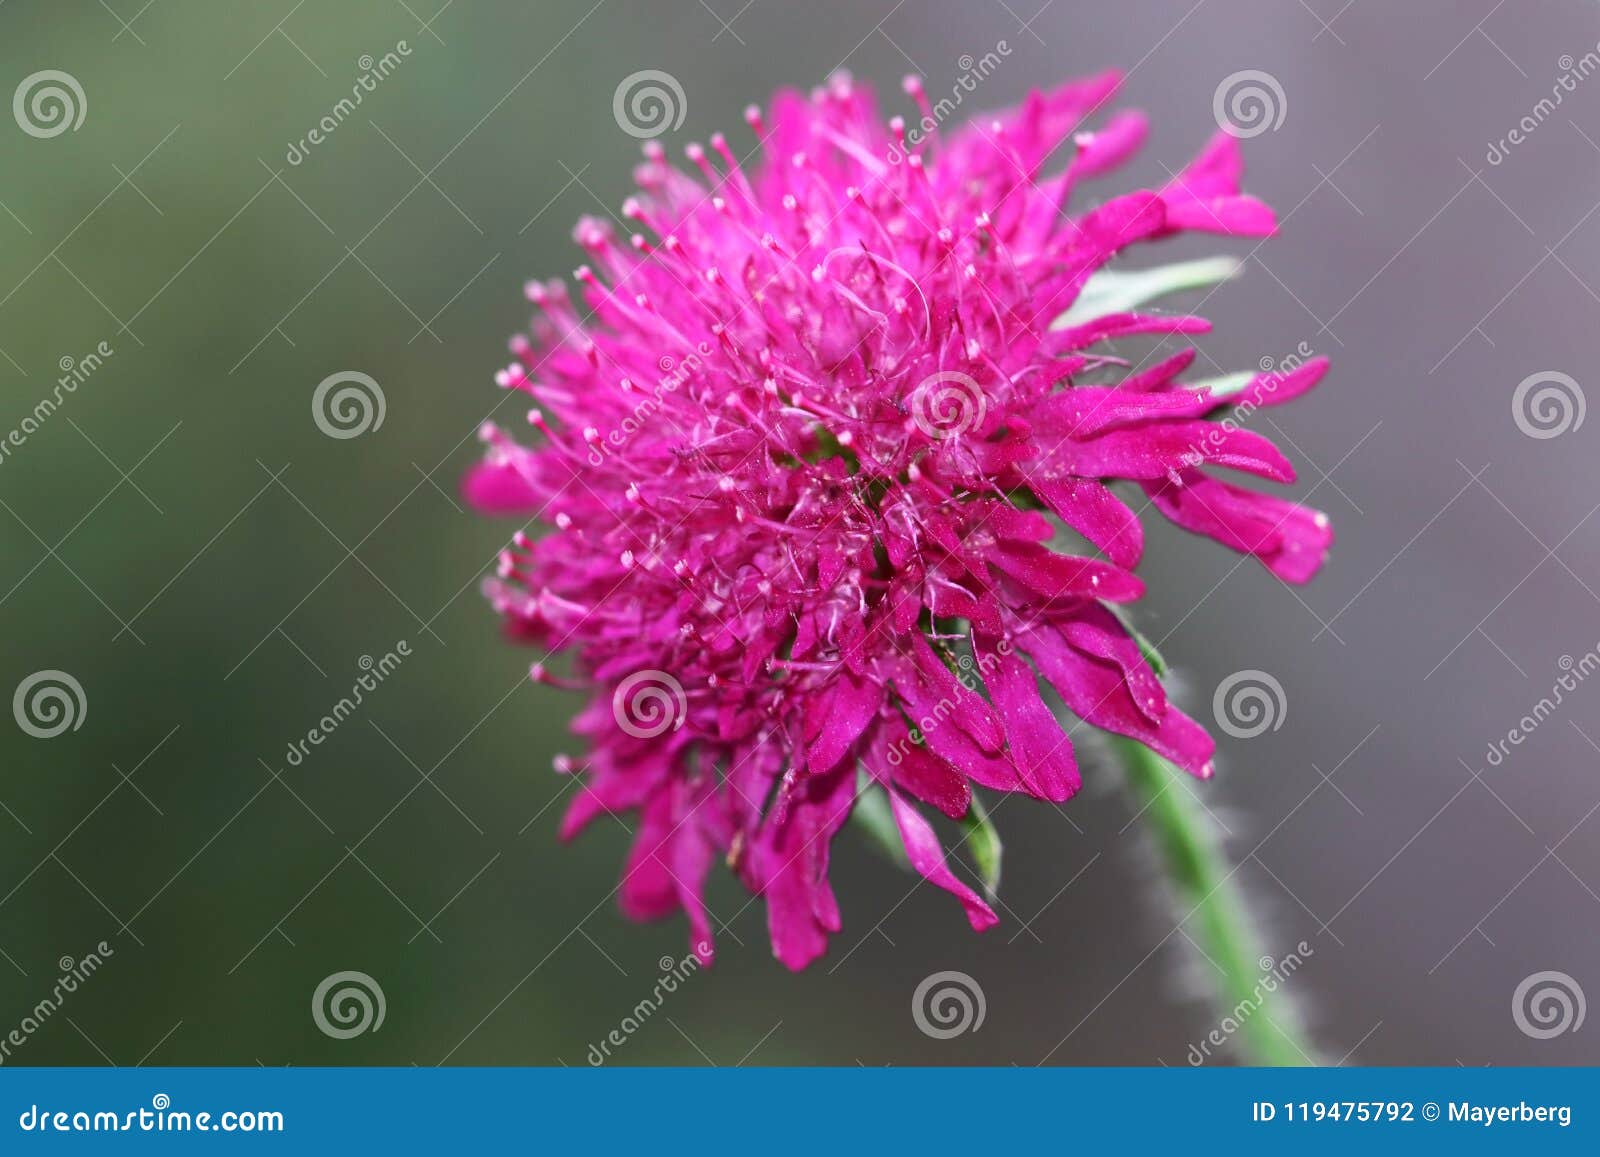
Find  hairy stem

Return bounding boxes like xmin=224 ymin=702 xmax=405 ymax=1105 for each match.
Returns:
xmin=1111 ymin=736 xmax=1316 ymax=1067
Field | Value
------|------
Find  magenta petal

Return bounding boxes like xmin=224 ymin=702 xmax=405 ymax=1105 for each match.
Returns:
xmin=1072 ymin=110 xmax=1150 ymax=179
xmin=1173 ymin=130 xmax=1246 ymax=200
xmin=1049 ymin=311 xmax=1211 ymax=356
xmin=1020 ymin=614 xmax=1215 ymax=779
xmin=1145 ymin=470 xmax=1333 ymax=584
xmin=1030 ymin=477 xmax=1144 ymax=569
xmin=761 ymin=857 xmax=829 ymax=971
xmin=906 ymin=636 xmax=1006 ymax=752
xmin=900 ymin=717 xmax=1025 ymax=795
xmin=1163 ymin=194 xmax=1277 ymax=237
xmin=807 ymin=668 xmax=883 ymax=773
xmin=1033 ymin=385 xmax=1215 ymax=437
xmin=752 ymin=768 xmax=855 ymax=971
xmin=1076 ymin=190 xmax=1169 ymax=252
xmin=670 ymin=794 xmax=718 ymax=965
xmin=862 ymin=714 xmax=972 ymax=819
xmin=618 ymin=792 xmax=681 ymax=921
xmin=890 ymin=668 xmax=1027 ymax=795
xmin=1158 ymin=131 xmax=1276 ymax=237
xmin=560 ymin=746 xmax=670 ymax=841
xmin=1233 ymin=356 xmax=1331 ymax=410
xmin=887 ymin=789 xmax=999 ymax=931
xmin=1056 ymin=605 xmax=1168 ymax=726
xmin=1058 ymin=421 xmax=1296 ymax=483
xmin=976 ymin=634 xmax=1081 ymax=802
xmin=891 ymin=747 xmax=973 ymax=819
xmin=1134 ymin=703 xmax=1216 ymax=779
xmin=462 ymin=460 xmax=540 ymax=514
xmin=987 ymin=540 xmax=1144 ymax=604
xmin=1121 ymin=348 xmax=1199 ymax=393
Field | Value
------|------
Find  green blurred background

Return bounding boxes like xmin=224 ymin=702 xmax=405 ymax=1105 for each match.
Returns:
xmin=3 ymin=0 xmax=1599 ymax=1066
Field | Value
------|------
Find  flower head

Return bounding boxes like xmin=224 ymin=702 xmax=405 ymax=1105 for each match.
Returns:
xmin=467 ymin=70 xmax=1331 ymax=969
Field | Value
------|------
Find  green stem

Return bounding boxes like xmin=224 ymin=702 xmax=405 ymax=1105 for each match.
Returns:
xmin=1111 ymin=736 xmax=1316 ymax=1067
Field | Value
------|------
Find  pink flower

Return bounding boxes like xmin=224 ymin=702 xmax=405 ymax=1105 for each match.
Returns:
xmin=466 ymin=71 xmax=1331 ymax=969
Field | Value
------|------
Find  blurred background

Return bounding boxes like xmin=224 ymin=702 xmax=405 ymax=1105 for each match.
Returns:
xmin=2 ymin=0 xmax=1598 ymax=1066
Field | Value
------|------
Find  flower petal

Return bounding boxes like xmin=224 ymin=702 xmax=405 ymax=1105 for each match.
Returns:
xmin=887 ymin=788 xmax=999 ymax=931
xmin=1145 ymin=469 xmax=1333 ymax=583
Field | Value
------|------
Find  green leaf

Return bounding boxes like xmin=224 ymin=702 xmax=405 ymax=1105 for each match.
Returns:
xmin=1187 ymin=371 xmax=1255 ymax=400
xmin=960 ymin=794 xmax=1003 ymax=899
xmin=1053 ymin=255 xmax=1242 ymax=330
xmin=851 ymin=768 xmax=910 ymax=870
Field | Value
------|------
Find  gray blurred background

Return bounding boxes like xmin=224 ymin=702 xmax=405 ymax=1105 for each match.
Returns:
xmin=2 ymin=0 xmax=1598 ymax=1065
